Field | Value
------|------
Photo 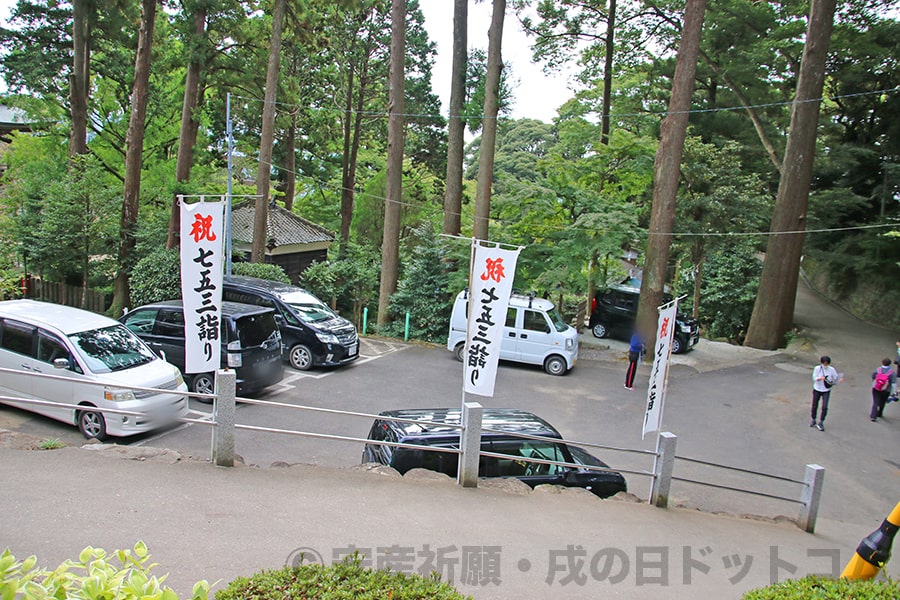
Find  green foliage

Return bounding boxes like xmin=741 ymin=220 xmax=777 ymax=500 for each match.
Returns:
xmin=214 ymin=555 xmax=470 ymax=600
xmin=0 ymin=542 xmax=210 ymax=600
xmin=742 ymin=574 xmax=900 ymax=599
xmin=37 ymin=437 xmax=65 ymax=450
xmin=130 ymin=248 xmax=181 ymax=307
xmin=300 ymin=242 xmax=381 ymax=324
xmin=383 ymin=226 xmax=459 ymax=343
xmin=231 ymin=261 xmax=290 ymax=284
xmin=682 ymin=242 xmax=762 ymax=343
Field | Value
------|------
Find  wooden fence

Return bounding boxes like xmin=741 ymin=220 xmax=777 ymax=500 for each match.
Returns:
xmin=27 ymin=278 xmax=109 ymax=314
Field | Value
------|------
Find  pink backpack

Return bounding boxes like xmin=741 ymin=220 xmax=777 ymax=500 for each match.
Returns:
xmin=874 ymin=368 xmax=892 ymax=391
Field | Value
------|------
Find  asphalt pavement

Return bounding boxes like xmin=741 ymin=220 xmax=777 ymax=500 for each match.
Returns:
xmin=2 ymin=278 xmax=899 ymax=599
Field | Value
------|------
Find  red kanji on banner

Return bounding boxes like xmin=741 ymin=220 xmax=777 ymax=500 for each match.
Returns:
xmin=189 ymin=214 xmax=217 ymax=243
xmin=480 ymin=258 xmax=506 ymax=283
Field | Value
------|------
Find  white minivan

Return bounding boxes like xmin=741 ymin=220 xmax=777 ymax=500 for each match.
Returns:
xmin=0 ymin=299 xmax=189 ymax=440
xmin=447 ymin=290 xmax=579 ymax=376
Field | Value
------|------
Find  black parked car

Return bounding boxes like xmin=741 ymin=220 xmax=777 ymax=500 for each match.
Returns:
xmin=121 ymin=300 xmax=284 ymax=396
xmin=223 ymin=276 xmax=358 ymax=371
xmin=589 ymin=284 xmax=700 ymax=354
xmin=362 ymin=408 xmax=627 ymax=498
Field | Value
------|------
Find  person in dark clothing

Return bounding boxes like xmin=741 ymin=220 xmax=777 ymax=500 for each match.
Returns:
xmin=624 ymin=330 xmax=644 ymax=390
xmin=870 ymin=358 xmax=896 ymax=422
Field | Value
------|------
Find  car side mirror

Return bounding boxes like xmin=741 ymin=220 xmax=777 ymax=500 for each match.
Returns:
xmin=52 ymin=357 xmax=70 ymax=370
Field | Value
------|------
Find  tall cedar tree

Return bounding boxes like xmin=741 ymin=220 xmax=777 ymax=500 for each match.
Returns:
xmin=166 ymin=3 xmax=209 ymax=250
xmin=110 ymin=0 xmax=157 ymax=317
xmin=744 ymin=0 xmax=836 ymax=349
xmin=376 ymin=0 xmax=406 ymax=325
xmin=252 ymin=0 xmax=286 ymax=262
xmin=473 ymin=0 xmax=505 ymax=241
xmin=638 ymin=0 xmax=707 ymax=339
xmin=442 ymin=0 xmax=467 ymax=237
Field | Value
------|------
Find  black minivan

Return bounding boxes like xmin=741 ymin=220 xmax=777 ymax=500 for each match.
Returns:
xmin=121 ymin=300 xmax=284 ymax=396
xmin=362 ymin=408 xmax=627 ymax=498
xmin=222 ymin=275 xmax=359 ymax=371
xmin=589 ymin=284 xmax=700 ymax=354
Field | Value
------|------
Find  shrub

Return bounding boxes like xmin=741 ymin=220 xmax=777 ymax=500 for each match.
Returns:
xmin=215 ymin=557 xmax=471 ymax=600
xmin=742 ymin=574 xmax=900 ymax=599
xmin=231 ymin=261 xmax=290 ymax=283
xmin=129 ymin=249 xmax=290 ymax=308
xmin=130 ymin=248 xmax=181 ymax=306
xmin=0 ymin=541 xmax=209 ymax=600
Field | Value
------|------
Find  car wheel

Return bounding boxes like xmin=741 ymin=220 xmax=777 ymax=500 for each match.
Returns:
xmin=672 ymin=335 xmax=684 ymax=354
xmin=76 ymin=407 xmax=107 ymax=440
xmin=289 ymin=344 xmax=313 ymax=371
xmin=454 ymin=343 xmax=465 ymax=362
xmin=544 ymin=355 xmax=567 ymax=376
xmin=191 ymin=373 xmax=216 ymax=401
xmin=592 ymin=322 xmax=609 ymax=338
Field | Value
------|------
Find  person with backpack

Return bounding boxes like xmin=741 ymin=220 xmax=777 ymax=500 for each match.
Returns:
xmin=811 ymin=356 xmax=842 ymax=431
xmin=870 ymin=358 xmax=896 ymax=422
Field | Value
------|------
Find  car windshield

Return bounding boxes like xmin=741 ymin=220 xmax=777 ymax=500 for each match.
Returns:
xmin=68 ymin=325 xmax=157 ymax=373
xmin=545 ymin=307 xmax=569 ymax=333
xmin=281 ymin=291 xmax=337 ymax=324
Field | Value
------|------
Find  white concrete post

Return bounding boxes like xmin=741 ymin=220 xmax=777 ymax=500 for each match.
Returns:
xmin=798 ymin=464 xmax=825 ymax=533
xmin=213 ymin=370 xmax=236 ymax=467
xmin=458 ymin=401 xmax=483 ymax=488
xmin=650 ymin=432 xmax=677 ymax=508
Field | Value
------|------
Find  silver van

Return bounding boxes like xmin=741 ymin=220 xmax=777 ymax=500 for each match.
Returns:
xmin=0 ymin=300 xmax=189 ymax=440
xmin=447 ymin=290 xmax=578 ymax=376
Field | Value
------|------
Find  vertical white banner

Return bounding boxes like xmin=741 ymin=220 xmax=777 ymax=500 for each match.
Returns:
xmin=642 ymin=300 xmax=678 ymax=439
xmin=463 ymin=243 xmax=521 ymax=397
xmin=180 ymin=197 xmax=225 ymax=374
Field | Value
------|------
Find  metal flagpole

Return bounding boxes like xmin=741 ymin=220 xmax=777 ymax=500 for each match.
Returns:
xmin=225 ymin=92 xmax=234 ymax=276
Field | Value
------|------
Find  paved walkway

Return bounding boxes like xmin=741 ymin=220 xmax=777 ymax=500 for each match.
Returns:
xmin=2 ymin=278 xmax=899 ymax=599
xmin=1 ymin=441 xmax=896 ymax=600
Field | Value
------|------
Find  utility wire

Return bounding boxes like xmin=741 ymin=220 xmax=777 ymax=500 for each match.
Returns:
xmin=228 ymin=86 xmax=899 ymax=122
xmin=253 ymin=157 xmax=898 ymax=240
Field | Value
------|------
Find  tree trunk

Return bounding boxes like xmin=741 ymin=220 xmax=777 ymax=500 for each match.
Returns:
xmin=68 ymin=0 xmax=89 ymax=158
xmin=600 ymin=0 xmax=616 ymax=145
xmin=252 ymin=0 xmax=286 ymax=263
xmin=110 ymin=0 xmax=157 ymax=317
xmin=473 ymin=0 xmax=505 ymax=241
xmin=339 ymin=35 xmax=358 ymax=250
xmin=166 ymin=5 xmax=207 ymax=250
xmin=442 ymin=0 xmax=467 ymax=237
xmin=638 ymin=0 xmax=707 ymax=338
xmin=744 ymin=0 xmax=836 ymax=350
xmin=377 ymin=0 xmax=406 ymax=326
xmin=283 ymin=109 xmax=296 ymax=211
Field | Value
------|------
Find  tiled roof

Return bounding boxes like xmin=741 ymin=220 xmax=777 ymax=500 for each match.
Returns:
xmin=231 ymin=201 xmax=334 ymax=248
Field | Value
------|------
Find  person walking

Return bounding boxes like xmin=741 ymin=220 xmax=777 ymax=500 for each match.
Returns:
xmin=811 ymin=356 xmax=842 ymax=431
xmin=870 ymin=358 xmax=895 ymax=422
xmin=624 ymin=330 xmax=644 ymax=390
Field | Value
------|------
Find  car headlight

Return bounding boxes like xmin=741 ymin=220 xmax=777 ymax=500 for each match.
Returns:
xmin=316 ymin=332 xmax=340 ymax=345
xmin=174 ymin=370 xmax=185 ymax=387
xmin=104 ymin=388 xmax=136 ymax=403
xmin=566 ymin=338 xmax=575 ymax=350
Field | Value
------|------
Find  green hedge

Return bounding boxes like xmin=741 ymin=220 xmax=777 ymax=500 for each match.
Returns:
xmin=215 ymin=557 xmax=471 ymax=600
xmin=743 ymin=575 xmax=900 ymax=599
xmin=0 ymin=542 xmax=209 ymax=600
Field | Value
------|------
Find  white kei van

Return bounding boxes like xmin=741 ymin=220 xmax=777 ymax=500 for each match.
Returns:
xmin=447 ymin=290 xmax=578 ymax=376
xmin=0 ymin=299 xmax=189 ymax=440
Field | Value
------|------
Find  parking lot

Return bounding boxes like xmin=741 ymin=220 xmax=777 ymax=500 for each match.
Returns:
xmin=3 ymin=294 xmax=898 ymax=530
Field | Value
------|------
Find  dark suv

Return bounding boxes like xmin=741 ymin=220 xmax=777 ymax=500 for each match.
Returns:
xmin=223 ymin=276 xmax=358 ymax=371
xmin=589 ymin=284 xmax=700 ymax=354
xmin=121 ymin=300 xmax=284 ymax=396
xmin=362 ymin=408 xmax=627 ymax=498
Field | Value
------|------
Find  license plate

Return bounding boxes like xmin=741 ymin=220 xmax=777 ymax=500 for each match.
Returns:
xmin=350 ymin=343 xmax=358 ymax=356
